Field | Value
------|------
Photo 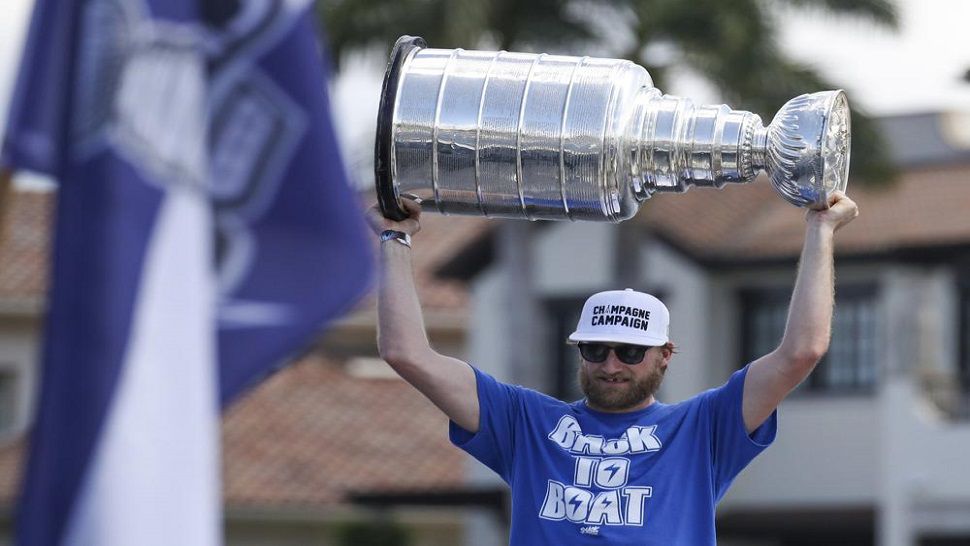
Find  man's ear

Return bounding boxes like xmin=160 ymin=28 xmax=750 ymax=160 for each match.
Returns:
xmin=660 ymin=346 xmax=673 ymax=361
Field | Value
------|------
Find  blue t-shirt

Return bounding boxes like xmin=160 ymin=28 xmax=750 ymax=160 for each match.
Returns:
xmin=450 ymin=364 xmax=776 ymax=545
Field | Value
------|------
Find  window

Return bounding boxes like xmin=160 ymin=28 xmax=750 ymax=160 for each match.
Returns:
xmin=960 ymin=283 xmax=970 ymax=393
xmin=0 ymin=369 xmax=18 ymax=434
xmin=740 ymin=285 xmax=879 ymax=393
xmin=545 ymin=297 xmax=586 ymax=401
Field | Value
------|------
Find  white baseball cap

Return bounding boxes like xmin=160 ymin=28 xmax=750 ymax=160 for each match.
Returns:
xmin=568 ymin=289 xmax=670 ymax=346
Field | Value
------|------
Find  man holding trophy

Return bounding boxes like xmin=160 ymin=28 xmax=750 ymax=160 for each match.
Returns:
xmin=370 ymin=36 xmax=859 ymax=544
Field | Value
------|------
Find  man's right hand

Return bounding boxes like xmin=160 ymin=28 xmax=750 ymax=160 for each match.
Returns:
xmin=367 ymin=199 xmax=422 ymax=237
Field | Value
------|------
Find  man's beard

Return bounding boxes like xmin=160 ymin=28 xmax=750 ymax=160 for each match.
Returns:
xmin=578 ymin=363 xmax=665 ymax=411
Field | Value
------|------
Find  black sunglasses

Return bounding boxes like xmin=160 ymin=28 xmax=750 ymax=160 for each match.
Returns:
xmin=577 ymin=342 xmax=653 ymax=365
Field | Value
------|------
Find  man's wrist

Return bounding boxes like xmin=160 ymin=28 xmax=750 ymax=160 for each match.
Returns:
xmin=380 ymin=229 xmax=412 ymax=248
xmin=807 ymin=217 xmax=836 ymax=236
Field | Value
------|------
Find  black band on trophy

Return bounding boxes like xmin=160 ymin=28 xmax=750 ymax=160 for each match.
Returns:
xmin=375 ymin=35 xmax=427 ymax=221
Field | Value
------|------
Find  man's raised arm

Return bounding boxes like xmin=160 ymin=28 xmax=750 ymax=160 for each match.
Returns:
xmin=368 ymin=200 xmax=480 ymax=432
xmin=742 ymin=192 xmax=860 ymax=433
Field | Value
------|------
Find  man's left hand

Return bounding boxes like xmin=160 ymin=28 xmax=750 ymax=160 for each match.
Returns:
xmin=807 ymin=191 xmax=858 ymax=232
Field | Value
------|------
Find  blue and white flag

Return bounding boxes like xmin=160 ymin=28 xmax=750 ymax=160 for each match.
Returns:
xmin=2 ymin=0 xmax=373 ymax=544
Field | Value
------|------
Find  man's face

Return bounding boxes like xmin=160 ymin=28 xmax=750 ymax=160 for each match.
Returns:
xmin=577 ymin=343 xmax=670 ymax=412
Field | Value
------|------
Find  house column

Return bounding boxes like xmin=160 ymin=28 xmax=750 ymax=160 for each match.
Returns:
xmin=878 ymin=268 xmax=943 ymax=546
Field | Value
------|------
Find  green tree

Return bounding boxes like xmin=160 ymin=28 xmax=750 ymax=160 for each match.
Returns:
xmin=319 ymin=0 xmax=899 ymax=183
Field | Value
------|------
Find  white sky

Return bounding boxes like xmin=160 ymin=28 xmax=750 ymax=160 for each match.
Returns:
xmin=2 ymin=0 xmax=969 ymax=186
xmin=0 ymin=0 xmax=33 ymax=151
xmin=776 ymin=0 xmax=970 ymax=115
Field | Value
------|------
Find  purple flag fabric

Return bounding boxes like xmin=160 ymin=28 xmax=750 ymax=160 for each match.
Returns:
xmin=3 ymin=0 xmax=372 ymax=544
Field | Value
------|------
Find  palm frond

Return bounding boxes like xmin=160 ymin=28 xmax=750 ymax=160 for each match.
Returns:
xmin=778 ymin=0 xmax=898 ymax=28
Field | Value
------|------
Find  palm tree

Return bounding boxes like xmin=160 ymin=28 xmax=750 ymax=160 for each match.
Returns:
xmin=320 ymin=0 xmax=605 ymax=63
xmin=320 ymin=0 xmax=898 ymax=182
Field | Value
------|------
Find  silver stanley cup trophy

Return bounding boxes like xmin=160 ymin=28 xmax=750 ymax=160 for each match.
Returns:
xmin=375 ymin=36 xmax=851 ymax=222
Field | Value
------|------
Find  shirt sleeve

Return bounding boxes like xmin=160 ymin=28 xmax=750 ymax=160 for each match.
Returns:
xmin=449 ymin=367 xmax=523 ymax=483
xmin=705 ymin=363 xmax=777 ymax=500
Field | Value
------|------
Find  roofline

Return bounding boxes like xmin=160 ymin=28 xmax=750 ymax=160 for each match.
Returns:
xmin=350 ymin=487 xmax=510 ymax=525
xmin=335 ymin=307 xmax=467 ymax=334
xmin=437 ymin=226 xmax=970 ymax=281
xmin=649 ymin=230 xmax=970 ymax=271
xmin=0 ymin=297 xmax=43 ymax=317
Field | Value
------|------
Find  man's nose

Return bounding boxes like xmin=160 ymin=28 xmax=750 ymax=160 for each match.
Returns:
xmin=600 ymin=352 xmax=626 ymax=373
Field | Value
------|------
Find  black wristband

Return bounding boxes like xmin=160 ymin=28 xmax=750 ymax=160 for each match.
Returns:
xmin=380 ymin=229 xmax=411 ymax=248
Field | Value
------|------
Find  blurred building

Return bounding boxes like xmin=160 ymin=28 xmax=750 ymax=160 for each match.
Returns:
xmin=0 ymin=111 xmax=967 ymax=546
xmin=0 ymin=195 xmax=490 ymax=545
xmin=436 ymin=110 xmax=970 ymax=546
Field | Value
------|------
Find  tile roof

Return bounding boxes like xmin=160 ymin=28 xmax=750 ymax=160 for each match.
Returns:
xmin=409 ymin=212 xmax=491 ymax=310
xmin=223 ymin=353 xmax=466 ymax=508
xmin=0 ymin=353 xmax=467 ymax=510
xmin=0 ymin=437 xmax=23 ymax=507
xmin=432 ymin=161 xmax=970 ymax=278
xmin=637 ymin=163 xmax=970 ymax=262
xmin=0 ymin=189 xmax=50 ymax=304
xmin=0 ymin=188 xmax=490 ymax=313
